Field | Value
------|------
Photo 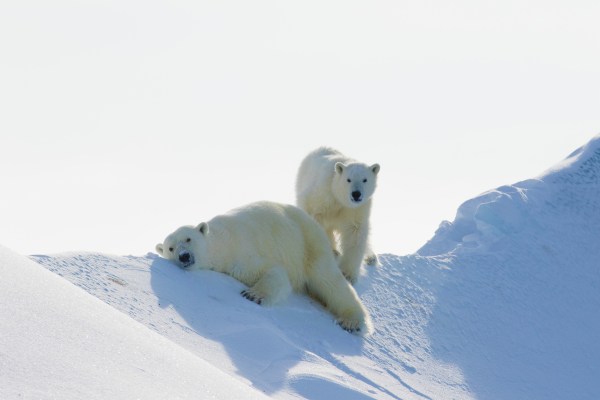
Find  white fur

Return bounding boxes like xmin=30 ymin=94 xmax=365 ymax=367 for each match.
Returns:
xmin=156 ymin=201 xmax=372 ymax=335
xmin=296 ymin=147 xmax=380 ymax=284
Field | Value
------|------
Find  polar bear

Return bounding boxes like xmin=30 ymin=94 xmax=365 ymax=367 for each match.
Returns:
xmin=155 ymin=201 xmax=372 ymax=335
xmin=296 ymin=147 xmax=380 ymax=284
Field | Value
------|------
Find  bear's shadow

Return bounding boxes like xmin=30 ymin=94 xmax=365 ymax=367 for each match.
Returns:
xmin=149 ymin=256 xmax=369 ymax=397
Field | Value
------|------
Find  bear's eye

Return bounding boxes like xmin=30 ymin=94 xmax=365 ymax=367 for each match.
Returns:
xmin=168 ymin=247 xmax=174 ymax=252
xmin=363 ymin=178 xmax=367 ymax=183
xmin=347 ymin=178 xmax=351 ymax=183
xmin=186 ymin=238 xmax=191 ymax=243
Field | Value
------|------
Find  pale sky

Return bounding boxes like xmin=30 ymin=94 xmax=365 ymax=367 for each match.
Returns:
xmin=1 ymin=1 xmax=598 ymax=256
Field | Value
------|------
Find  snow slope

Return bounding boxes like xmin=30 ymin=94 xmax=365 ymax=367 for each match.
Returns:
xmin=415 ymin=134 xmax=600 ymax=399
xmin=4 ymin=134 xmax=599 ymax=399
xmin=0 ymin=245 xmax=269 ymax=400
xmin=30 ymin=252 xmax=436 ymax=400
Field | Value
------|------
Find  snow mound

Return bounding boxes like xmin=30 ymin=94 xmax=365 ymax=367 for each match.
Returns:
xmin=419 ymin=133 xmax=600 ymax=256
xmin=0 ymin=246 xmax=269 ymax=400
xmin=415 ymin=133 xmax=600 ymax=399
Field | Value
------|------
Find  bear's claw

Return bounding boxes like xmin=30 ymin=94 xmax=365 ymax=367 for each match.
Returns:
xmin=241 ymin=290 xmax=263 ymax=305
xmin=337 ymin=319 xmax=363 ymax=334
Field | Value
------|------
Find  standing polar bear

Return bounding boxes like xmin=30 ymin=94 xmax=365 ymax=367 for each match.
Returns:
xmin=296 ymin=147 xmax=380 ymax=284
xmin=155 ymin=201 xmax=372 ymax=335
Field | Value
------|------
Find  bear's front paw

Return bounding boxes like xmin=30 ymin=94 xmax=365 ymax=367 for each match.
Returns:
xmin=364 ymin=254 xmax=379 ymax=267
xmin=342 ymin=271 xmax=358 ymax=285
xmin=337 ymin=318 xmax=363 ymax=335
xmin=241 ymin=290 xmax=263 ymax=305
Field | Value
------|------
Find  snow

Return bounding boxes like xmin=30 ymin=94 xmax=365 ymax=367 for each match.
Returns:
xmin=3 ymin=134 xmax=600 ymax=399
xmin=0 ymin=246 xmax=269 ymax=400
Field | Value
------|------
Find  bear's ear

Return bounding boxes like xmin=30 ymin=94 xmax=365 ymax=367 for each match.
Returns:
xmin=335 ymin=162 xmax=345 ymax=175
xmin=197 ymin=222 xmax=209 ymax=235
xmin=155 ymin=243 xmax=164 ymax=255
xmin=371 ymin=163 xmax=380 ymax=175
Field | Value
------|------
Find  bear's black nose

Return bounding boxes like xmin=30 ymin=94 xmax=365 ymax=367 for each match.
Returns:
xmin=352 ymin=191 xmax=362 ymax=201
xmin=179 ymin=252 xmax=191 ymax=263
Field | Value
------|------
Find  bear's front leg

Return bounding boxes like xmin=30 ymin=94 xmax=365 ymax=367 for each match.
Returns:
xmin=240 ymin=266 xmax=292 ymax=306
xmin=314 ymin=214 xmax=338 ymax=255
xmin=306 ymin=255 xmax=372 ymax=335
xmin=364 ymin=253 xmax=379 ymax=266
xmin=338 ymin=222 xmax=369 ymax=284
xmin=364 ymin=242 xmax=379 ymax=266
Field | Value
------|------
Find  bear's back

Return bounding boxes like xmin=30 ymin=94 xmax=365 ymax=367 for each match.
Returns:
xmin=297 ymin=148 xmax=356 ymax=214
xmin=208 ymin=201 xmax=307 ymax=266
xmin=297 ymin=148 xmax=344 ymax=201
xmin=302 ymin=147 xmax=352 ymax=171
xmin=213 ymin=201 xmax=295 ymax=236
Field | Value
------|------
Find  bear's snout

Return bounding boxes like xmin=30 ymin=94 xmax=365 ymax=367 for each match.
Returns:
xmin=351 ymin=190 xmax=362 ymax=202
xmin=177 ymin=250 xmax=195 ymax=268
xmin=179 ymin=252 xmax=191 ymax=263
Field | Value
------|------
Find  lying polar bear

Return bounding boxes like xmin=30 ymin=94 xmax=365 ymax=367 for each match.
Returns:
xmin=156 ymin=201 xmax=372 ymax=335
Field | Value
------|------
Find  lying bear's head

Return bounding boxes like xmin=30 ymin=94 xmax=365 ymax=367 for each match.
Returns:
xmin=155 ymin=223 xmax=209 ymax=269
xmin=332 ymin=162 xmax=380 ymax=208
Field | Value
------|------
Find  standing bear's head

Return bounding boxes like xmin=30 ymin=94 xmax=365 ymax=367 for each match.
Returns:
xmin=155 ymin=223 xmax=209 ymax=270
xmin=332 ymin=162 xmax=380 ymax=208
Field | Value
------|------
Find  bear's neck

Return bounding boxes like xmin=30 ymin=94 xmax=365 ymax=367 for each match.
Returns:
xmin=202 ymin=226 xmax=230 ymax=273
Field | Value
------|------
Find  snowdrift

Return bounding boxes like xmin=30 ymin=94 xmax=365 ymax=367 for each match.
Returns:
xmin=2 ymin=134 xmax=599 ymax=399
xmin=417 ymin=134 xmax=600 ymax=399
xmin=0 ymin=246 xmax=269 ymax=399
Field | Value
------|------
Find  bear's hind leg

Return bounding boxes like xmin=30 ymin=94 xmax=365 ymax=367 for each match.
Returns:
xmin=241 ymin=266 xmax=292 ymax=306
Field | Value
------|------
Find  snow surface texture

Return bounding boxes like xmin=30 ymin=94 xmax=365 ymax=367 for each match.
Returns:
xmin=3 ymin=134 xmax=599 ymax=399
